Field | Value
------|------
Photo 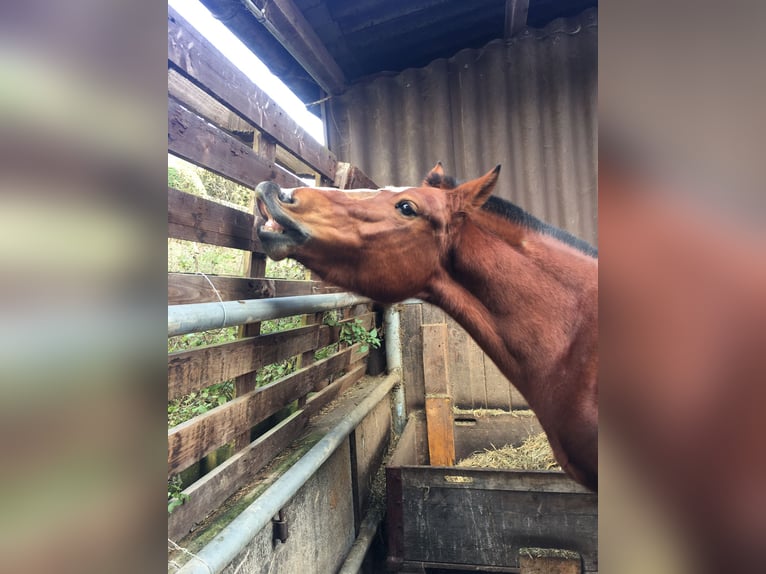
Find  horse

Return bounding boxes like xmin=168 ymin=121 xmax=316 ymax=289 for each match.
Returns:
xmin=255 ymin=164 xmax=598 ymax=491
xmin=598 ymin=153 xmax=766 ymax=573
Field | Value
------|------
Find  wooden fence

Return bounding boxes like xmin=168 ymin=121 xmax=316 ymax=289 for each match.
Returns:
xmin=167 ymin=6 xmax=380 ymax=542
xmin=398 ymin=303 xmax=530 ymax=414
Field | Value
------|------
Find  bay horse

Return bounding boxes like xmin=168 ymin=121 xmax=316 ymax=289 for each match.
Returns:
xmin=255 ymin=164 xmax=598 ymax=490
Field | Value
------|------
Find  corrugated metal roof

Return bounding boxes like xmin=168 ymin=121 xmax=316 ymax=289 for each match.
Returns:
xmin=202 ymin=0 xmax=597 ymax=107
xmin=327 ymin=8 xmax=598 ymax=244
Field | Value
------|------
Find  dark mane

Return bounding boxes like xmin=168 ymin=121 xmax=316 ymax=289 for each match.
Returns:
xmin=483 ymin=195 xmax=598 ymax=258
xmin=423 ymin=169 xmax=597 ymax=257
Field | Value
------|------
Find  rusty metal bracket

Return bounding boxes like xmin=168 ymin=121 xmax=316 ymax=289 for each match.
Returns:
xmin=272 ymin=509 xmax=288 ymax=544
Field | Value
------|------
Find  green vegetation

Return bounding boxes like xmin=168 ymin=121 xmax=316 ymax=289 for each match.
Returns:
xmin=168 ymin=381 xmax=235 ymax=428
xmin=168 ymin=475 xmax=189 ymax=514
xmin=340 ymin=318 xmax=382 ymax=353
xmin=167 ymin=159 xmax=378 ymax=513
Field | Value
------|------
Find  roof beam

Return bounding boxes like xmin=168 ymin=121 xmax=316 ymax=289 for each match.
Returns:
xmin=242 ymin=0 xmax=347 ymax=95
xmin=504 ymin=0 xmax=529 ymax=38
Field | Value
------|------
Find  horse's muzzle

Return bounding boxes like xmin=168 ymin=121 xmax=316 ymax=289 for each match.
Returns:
xmin=254 ymin=181 xmax=308 ymax=259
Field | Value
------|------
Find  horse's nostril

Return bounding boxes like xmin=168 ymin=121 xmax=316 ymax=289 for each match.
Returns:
xmin=278 ymin=188 xmax=294 ymax=204
xmin=256 ymin=181 xmax=281 ymax=200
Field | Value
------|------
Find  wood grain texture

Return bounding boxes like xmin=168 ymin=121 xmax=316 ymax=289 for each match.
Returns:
xmin=168 ymin=313 xmax=373 ymax=400
xmin=169 ymin=325 xmax=318 ymax=400
xmin=168 ymin=408 xmax=309 ymax=541
xmin=168 ymin=187 xmax=259 ymax=252
xmin=386 ymin=415 xmax=597 ymax=572
xmin=168 ymin=7 xmax=337 ymax=179
xmin=422 ymin=324 xmax=455 ymax=466
xmin=168 ymin=364 xmax=368 ymax=540
xmin=168 ymin=273 xmax=275 ymax=305
xmin=452 ymin=412 xmax=544 ymax=461
xmin=255 ymin=0 xmax=346 ymax=95
xmin=334 ymin=162 xmax=378 ymax=189
xmin=400 ymin=304 xmax=425 ymax=414
xmin=168 ymin=98 xmax=303 ymax=190
xmin=168 ymin=343 xmax=369 ymax=476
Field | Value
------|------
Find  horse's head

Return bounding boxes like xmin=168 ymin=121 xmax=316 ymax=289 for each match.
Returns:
xmin=255 ymin=165 xmax=500 ymax=302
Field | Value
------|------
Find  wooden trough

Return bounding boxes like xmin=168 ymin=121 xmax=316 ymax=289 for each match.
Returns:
xmin=385 ymin=411 xmax=598 ymax=573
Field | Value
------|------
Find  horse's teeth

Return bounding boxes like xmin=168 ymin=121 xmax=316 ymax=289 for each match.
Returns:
xmin=263 ymin=219 xmax=284 ymax=233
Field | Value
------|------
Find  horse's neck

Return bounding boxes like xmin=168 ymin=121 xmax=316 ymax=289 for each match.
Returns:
xmin=428 ymin=223 xmax=597 ymax=406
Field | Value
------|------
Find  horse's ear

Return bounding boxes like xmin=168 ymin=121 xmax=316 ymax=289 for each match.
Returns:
xmin=421 ymin=162 xmax=445 ymax=187
xmin=457 ymin=165 xmax=501 ymax=208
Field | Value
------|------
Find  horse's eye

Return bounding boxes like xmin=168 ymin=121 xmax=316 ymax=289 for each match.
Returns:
xmin=396 ymin=200 xmax=417 ymax=217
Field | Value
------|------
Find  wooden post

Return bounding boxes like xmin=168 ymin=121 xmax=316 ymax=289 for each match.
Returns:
xmin=422 ymin=323 xmax=455 ymax=466
xmin=232 ymin=132 xmax=275 ymax=449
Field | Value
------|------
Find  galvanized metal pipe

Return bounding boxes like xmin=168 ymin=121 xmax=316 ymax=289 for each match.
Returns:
xmin=168 ymin=293 xmax=371 ymax=337
xmin=384 ymin=305 xmax=407 ymax=435
xmin=336 ymin=502 xmax=385 ymax=574
xmin=174 ymin=372 xmax=399 ymax=574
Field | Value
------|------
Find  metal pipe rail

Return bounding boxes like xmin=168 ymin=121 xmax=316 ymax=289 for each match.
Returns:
xmin=168 ymin=292 xmax=372 ymax=337
xmin=174 ymin=371 xmax=400 ymax=574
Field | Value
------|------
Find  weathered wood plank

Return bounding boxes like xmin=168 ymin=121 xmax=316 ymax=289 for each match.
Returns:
xmin=168 ymin=7 xmax=337 ymax=179
xmin=483 ymin=354 xmax=513 ymax=410
xmin=400 ymin=304 xmax=425 ymax=414
xmin=168 ymin=68 xmax=252 ymax=136
xmin=304 ymin=362 xmax=367 ymax=416
xmin=398 ymin=469 xmax=597 ymax=570
xmin=352 ymin=398 xmax=391 ymax=516
xmin=169 ymin=325 xmax=315 ymax=400
xmin=420 ymin=303 xmax=446 ymax=325
xmin=169 ymin=363 xmax=369 ymax=540
xmin=168 ymin=98 xmax=303 ymax=190
xmin=168 ymin=407 xmax=309 ymax=541
xmin=422 ymin=324 xmax=455 ymax=466
xmin=168 ymin=273 xmax=273 ymax=305
xmin=168 ymin=187 xmax=259 ymax=252
xmin=334 ymin=162 xmax=378 ymax=189
xmin=445 ymin=316 xmax=476 ymax=408
xmin=467 ymin=334 xmax=488 ymax=407
xmin=168 ymin=313 xmax=373 ymax=399
xmin=168 ymin=273 xmax=342 ymax=305
xmin=168 ymin=343 xmax=369 ymax=476
xmin=254 ymin=0 xmax=346 ymax=96
xmin=423 ymin=398 xmax=455 ymax=466
xmin=453 ymin=412 xmax=543 ymax=461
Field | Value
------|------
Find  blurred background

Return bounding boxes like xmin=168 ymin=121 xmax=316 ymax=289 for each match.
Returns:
xmin=0 ymin=0 xmax=764 ymax=572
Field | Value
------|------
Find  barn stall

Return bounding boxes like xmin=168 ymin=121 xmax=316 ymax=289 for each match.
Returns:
xmin=168 ymin=1 xmax=597 ymax=573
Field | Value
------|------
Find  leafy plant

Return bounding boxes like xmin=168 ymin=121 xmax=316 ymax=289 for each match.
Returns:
xmin=260 ymin=315 xmax=303 ymax=335
xmin=322 ymin=310 xmax=341 ymax=327
xmin=255 ymin=358 xmax=297 ymax=387
xmin=340 ymin=319 xmax=382 ymax=353
xmin=168 ymin=475 xmax=188 ymax=514
xmin=168 ymin=327 xmax=238 ymax=353
xmin=168 ymin=380 xmax=235 ymax=428
xmin=314 ymin=343 xmax=339 ymax=360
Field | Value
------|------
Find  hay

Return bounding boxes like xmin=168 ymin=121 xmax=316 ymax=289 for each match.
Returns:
xmin=456 ymin=432 xmax=560 ymax=471
xmin=452 ymin=407 xmax=536 ymax=418
xmin=520 ymin=547 xmax=580 ymax=560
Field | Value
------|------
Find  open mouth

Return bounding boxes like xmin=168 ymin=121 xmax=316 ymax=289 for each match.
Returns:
xmin=254 ymin=181 xmax=308 ymax=258
xmin=256 ymin=198 xmax=285 ymax=234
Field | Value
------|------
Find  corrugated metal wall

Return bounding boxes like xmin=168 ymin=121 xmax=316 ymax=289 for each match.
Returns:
xmin=327 ymin=8 xmax=597 ymax=244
